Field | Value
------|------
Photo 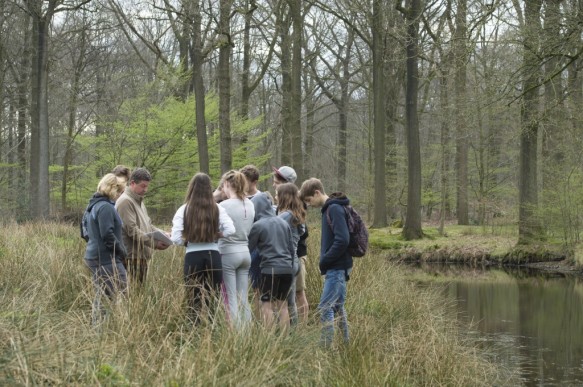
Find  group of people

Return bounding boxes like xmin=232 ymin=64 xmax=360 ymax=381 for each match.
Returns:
xmin=83 ymin=164 xmax=354 ymax=347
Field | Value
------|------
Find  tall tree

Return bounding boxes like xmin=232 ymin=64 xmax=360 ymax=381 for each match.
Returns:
xmin=218 ymin=0 xmax=233 ymax=173
xmin=192 ymin=0 xmax=210 ymax=173
xmin=280 ymin=0 xmax=303 ymax=172
xmin=289 ymin=0 xmax=303 ymax=178
xmin=454 ymin=0 xmax=469 ymax=224
xmin=518 ymin=0 xmax=543 ymax=243
xmin=399 ymin=0 xmax=423 ymax=240
xmin=372 ymin=0 xmax=387 ymax=227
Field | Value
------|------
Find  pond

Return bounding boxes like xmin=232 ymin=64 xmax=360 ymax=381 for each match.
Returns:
xmin=408 ymin=264 xmax=583 ymax=386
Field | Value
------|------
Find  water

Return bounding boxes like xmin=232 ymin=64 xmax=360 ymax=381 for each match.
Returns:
xmin=410 ymin=264 xmax=583 ymax=386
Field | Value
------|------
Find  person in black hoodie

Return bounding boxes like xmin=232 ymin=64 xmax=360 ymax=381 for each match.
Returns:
xmin=84 ymin=173 xmax=128 ymax=325
xmin=299 ymin=178 xmax=353 ymax=347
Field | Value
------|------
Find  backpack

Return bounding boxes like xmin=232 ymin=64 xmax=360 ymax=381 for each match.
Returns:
xmin=326 ymin=204 xmax=369 ymax=257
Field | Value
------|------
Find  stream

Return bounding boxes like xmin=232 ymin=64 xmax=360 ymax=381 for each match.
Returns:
xmin=409 ymin=264 xmax=583 ymax=386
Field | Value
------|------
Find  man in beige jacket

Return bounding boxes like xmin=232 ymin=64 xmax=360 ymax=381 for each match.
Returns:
xmin=115 ymin=168 xmax=169 ymax=285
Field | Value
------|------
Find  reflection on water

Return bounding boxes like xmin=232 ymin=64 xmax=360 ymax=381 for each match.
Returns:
xmin=412 ymin=264 xmax=583 ymax=386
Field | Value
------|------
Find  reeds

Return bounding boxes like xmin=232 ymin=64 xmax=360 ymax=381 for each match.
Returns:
xmin=0 ymin=221 xmax=512 ymax=385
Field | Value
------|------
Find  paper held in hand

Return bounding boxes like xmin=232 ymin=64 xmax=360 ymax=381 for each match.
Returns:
xmin=146 ymin=230 xmax=172 ymax=246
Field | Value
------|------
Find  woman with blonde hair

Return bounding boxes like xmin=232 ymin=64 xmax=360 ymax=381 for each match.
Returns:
xmin=84 ymin=173 xmax=128 ymax=325
xmin=171 ymin=172 xmax=235 ymax=323
xmin=218 ymin=170 xmax=255 ymax=329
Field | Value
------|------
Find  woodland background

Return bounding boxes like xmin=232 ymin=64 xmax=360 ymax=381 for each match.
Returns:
xmin=0 ymin=0 xmax=582 ymax=245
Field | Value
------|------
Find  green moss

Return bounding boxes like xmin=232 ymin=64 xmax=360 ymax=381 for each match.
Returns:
xmin=370 ymin=224 xmax=573 ymax=266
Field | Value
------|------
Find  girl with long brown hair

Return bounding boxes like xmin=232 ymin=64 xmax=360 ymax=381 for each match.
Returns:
xmin=171 ymin=173 xmax=235 ymax=323
xmin=276 ymin=183 xmax=307 ymax=325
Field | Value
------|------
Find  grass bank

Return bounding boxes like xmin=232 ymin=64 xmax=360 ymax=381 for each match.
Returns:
xmin=370 ymin=224 xmax=580 ymax=270
xmin=0 ymin=221 xmax=512 ymax=385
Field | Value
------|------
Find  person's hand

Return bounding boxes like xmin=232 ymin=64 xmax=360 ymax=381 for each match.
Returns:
xmin=155 ymin=240 xmax=170 ymax=250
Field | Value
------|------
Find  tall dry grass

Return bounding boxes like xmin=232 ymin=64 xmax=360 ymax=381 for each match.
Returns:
xmin=0 ymin=221 xmax=513 ymax=385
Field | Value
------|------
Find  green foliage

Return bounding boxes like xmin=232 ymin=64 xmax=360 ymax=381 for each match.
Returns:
xmin=96 ymin=364 xmax=129 ymax=386
xmin=68 ymin=88 xmax=268 ymax=214
xmin=540 ymin=168 xmax=583 ymax=246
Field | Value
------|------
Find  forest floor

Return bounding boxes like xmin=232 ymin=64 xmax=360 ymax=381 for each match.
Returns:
xmin=369 ymin=223 xmax=583 ymax=276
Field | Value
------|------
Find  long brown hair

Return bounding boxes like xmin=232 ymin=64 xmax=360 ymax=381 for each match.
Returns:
xmin=183 ymin=173 xmax=219 ymax=243
xmin=276 ymin=183 xmax=306 ymax=226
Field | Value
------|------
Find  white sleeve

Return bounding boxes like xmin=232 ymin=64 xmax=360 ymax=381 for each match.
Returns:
xmin=171 ymin=204 xmax=186 ymax=245
xmin=218 ymin=204 xmax=235 ymax=238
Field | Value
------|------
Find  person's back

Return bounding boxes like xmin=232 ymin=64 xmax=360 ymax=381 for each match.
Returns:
xmin=248 ymin=192 xmax=295 ymax=328
xmin=249 ymin=214 xmax=294 ymax=275
xmin=219 ymin=197 xmax=254 ymax=253
xmin=85 ymin=196 xmax=125 ymax=264
xmin=320 ymin=194 xmax=353 ymax=275
xmin=218 ymin=170 xmax=255 ymax=328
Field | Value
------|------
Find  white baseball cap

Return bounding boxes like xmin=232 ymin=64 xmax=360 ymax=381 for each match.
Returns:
xmin=272 ymin=166 xmax=297 ymax=183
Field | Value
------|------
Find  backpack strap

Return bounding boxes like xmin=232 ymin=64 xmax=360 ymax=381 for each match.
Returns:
xmin=326 ymin=204 xmax=349 ymax=230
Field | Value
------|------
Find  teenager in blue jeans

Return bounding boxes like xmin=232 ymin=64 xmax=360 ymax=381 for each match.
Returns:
xmin=300 ymin=178 xmax=353 ymax=347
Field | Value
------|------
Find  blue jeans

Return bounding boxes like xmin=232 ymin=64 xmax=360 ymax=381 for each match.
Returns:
xmin=318 ymin=269 xmax=349 ymax=347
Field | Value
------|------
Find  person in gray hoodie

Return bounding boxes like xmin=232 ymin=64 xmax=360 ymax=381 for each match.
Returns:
xmin=84 ymin=173 xmax=128 ymax=325
xmin=248 ymin=192 xmax=295 ymax=329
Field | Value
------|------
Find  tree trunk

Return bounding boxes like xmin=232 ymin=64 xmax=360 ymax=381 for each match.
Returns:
xmin=218 ymin=0 xmax=233 ymax=173
xmin=280 ymin=10 xmax=292 ymax=166
xmin=29 ymin=2 xmax=54 ymax=219
xmin=289 ymin=0 xmax=303 ymax=179
xmin=17 ymin=27 xmax=29 ymax=217
xmin=372 ymin=0 xmax=387 ymax=228
xmin=336 ymin=29 xmax=355 ymax=193
xmin=239 ymin=0 xmax=253 ymax=119
xmin=192 ymin=0 xmax=209 ymax=173
xmin=438 ymin=66 xmax=450 ymax=235
xmin=518 ymin=0 xmax=543 ymax=244
xmin=402 ymin=0 xmax=423 ymax=240
xmin=454 ymin=0 xmax=469 ymax=225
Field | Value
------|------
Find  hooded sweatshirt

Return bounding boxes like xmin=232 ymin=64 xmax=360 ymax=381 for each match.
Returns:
xmin=248 ymin=193 xmax=294 ymax=275
xmin=278 ymin=210 xmax=305 ymax=275
xmin=320 ymin=193 xmax=353 ymax=275
xmin=84 ymin=193 xmax=127 ymax=265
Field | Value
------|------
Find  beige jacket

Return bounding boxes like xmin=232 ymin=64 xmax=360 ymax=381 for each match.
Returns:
xmin=115 ymin=187 xmax=157 ymax=260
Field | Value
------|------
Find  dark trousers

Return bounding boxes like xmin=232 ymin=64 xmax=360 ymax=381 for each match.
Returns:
xmin=85 ymin=258 xmax=127 ymax=325
xmin=184 ymin=250 xmax=223 ymax=323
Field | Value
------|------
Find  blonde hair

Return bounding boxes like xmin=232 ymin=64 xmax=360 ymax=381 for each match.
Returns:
xmin=97 ymin=173 xmax=126 ymax=200
xmin=222 ymin=170 xmax=247 ymax=200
